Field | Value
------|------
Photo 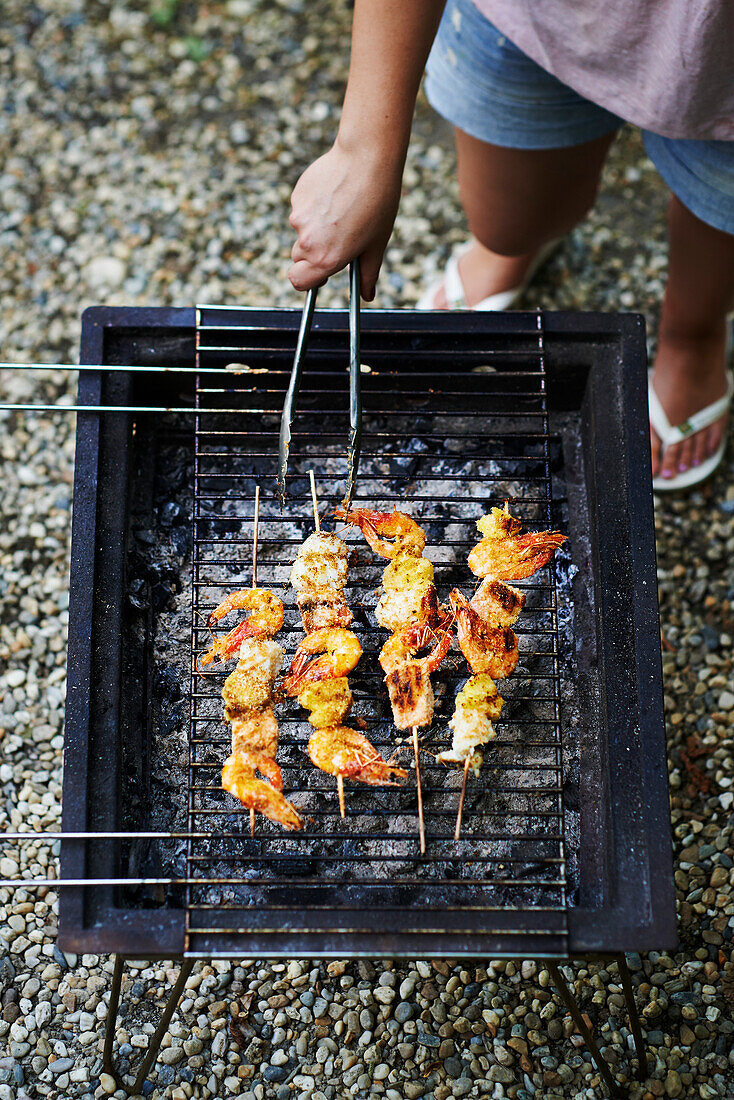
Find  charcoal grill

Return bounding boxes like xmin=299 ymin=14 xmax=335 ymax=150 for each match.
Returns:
xmin=3 ymin=304 xmax=675 ymax=1097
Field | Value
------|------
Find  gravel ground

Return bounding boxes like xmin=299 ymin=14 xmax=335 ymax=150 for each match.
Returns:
xmin=1 ymin=3 xmax=733 ymax=1100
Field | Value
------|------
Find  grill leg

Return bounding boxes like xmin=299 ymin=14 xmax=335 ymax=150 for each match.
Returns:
xmin=103 ymin=955 xmax=195 ymax=1097
xmin=546 ymin=961 xmax=626 ymax=1099
xmin=615 ymin=953 xmax=649 ymax=1080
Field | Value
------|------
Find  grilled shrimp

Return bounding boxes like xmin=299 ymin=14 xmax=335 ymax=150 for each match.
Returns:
xmin=207 ymin=587 xmax=284 ymax=631
xmin=282 ymin=628 xmax=362 ymax=695
xmin=467 ymin=529 xmax=567 ymax=580
xmin=336 ymin=506 xmax=426 ymax=559
xmin=230 ymin=707 xmax=279 ymax=758
xmin=221 ymin=751 xmax=303 ymax=830
xmin=450 ymin=591 xmax=519 ymax=679
xmin=376 ymin=585 xmax=446 ymax=633
xmin=471 ymin=579 xmax=526 ymax=627
xmin=308 ymin=726 xmax=407 ymax=786
xmin=379 ymin=621 xmax=453 ymax=731
xmin=378 ymin=621 xmax=453 ymax=675
xmin=202 ymin=588 xmax=284 ymax=665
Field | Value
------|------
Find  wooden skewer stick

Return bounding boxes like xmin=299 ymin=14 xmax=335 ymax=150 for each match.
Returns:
xmin=413 ymin=727 xmax=426 ymax=854
xmin=251 ymin=483 xmax=260 ymax=590
xmin=454 ymin=755 xmax=471 ymax=841
xmin=309 ymin=470 xmax=345 ymax=817
xmin=309 ymin=469 xmax=320 ymax=531
xmin=249 ymin=484 xmax=261 ymax=839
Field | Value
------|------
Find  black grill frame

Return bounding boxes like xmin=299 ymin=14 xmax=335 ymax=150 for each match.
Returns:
xmin=59 ymin=305 xmax=676 ymax=958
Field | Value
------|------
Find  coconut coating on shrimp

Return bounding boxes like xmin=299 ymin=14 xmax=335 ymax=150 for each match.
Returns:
xmin=290 ymin=532 xmax=349 ymax=592
xmin=438 ymin=675 xmax=504 ymax=769
xmin=374 ymin=552 xmax=446 ymax=632
xmin=297 ymin=587 xmax=353 ymax=633
xmin=298 ymin=678 xmax=353 ymax=728
xmin=222 ymin=638 xmax=283 ymax=719
xmin=230 ymin=708 xmax=279 ymax=758
xmin=471 ymin=579 xmax=526 ymax=628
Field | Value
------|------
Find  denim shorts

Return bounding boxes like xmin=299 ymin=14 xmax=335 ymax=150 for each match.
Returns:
xmin=424 ymin=0 xmax=734 ymax=235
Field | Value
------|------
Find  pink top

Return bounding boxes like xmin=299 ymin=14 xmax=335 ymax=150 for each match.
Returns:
xmin=475 ymin=0 xmax=734 ymax=140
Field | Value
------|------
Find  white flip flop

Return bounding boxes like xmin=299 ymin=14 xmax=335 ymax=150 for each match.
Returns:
xmin=649 ymin=368 xmax=733 ymax=492
xmin=416 ymin=237 xmax=561 ymax=311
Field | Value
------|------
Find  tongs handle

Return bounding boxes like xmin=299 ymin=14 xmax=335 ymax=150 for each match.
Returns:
xmin=277 ymin=260 xmax=362 ymax=511
xmin=277 ymin=285 xmax=318 ymax=509
xmin=343 ymin=259 xmax=362 ymax=513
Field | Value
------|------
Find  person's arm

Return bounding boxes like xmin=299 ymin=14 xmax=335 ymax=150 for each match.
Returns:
xmin=289 ymin=0 xmax=446 ymax=299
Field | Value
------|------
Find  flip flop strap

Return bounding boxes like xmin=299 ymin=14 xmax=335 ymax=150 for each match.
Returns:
xmin=649 ymin=372 xmax=733 ymax=446
xmin=443 ymin=248 xmax=470 ymax=310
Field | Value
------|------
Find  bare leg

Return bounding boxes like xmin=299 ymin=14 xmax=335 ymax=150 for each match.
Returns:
xmin=431 ymin=127 xmax=617 ymax=308
xmin=651 ymin=196 xmax=734 ymax=479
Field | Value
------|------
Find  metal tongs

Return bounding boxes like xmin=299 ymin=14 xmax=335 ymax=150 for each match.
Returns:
xmin=277 ymin=260 xmax=362 ymax=512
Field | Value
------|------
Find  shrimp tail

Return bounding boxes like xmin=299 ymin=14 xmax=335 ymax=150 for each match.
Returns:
xmin=222 ymin=753 xmax=302 ymax=831
xmin=239 ymin=750 xmax=284 ymax=791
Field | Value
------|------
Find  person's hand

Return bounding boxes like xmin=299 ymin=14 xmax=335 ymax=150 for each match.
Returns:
xmin=289 ymin=138 xmax=403 ymax=301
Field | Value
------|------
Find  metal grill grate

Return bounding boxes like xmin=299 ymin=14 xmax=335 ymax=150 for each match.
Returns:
xmin=184 ymin=307 xmax=571 ymax=957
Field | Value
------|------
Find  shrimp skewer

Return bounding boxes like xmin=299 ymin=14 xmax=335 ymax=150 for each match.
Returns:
xmin=214 ymin=486 xmax=302 ymax=832
xmin=448 ymin=503 xmax=566 ymax=838
xmin=288 ymin=474 xmax=403 ymax=815
xmin=342 ymin=505 xmax=454 ymax=853
xmin=450 ymin=591 xmax=519 ymax=680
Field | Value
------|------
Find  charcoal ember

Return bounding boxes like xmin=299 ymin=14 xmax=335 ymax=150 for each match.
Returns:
xmin=169 ymin=526 xmax=191 ymax=557
xmin=134 ymin=527 xmax=156 ymax=546
xmin=159 ymin=706 xmax=185 ymax=736
xmin=152 ymin=581 xmax=175 ymax=611
xmin=271 ymin=858 xmax=318 ymax=877
xmin=155 ymin=667 xmax=182 ymax=701
xmin=128 ymin=578 xmax=149 ymax=610
xmin=159 ymin=501 xmax=183 ymax=526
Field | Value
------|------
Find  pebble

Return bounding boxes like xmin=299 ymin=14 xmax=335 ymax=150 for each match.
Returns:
xmin=263 ymin=1065 xmax=290 ymax=1083
xmin=85 ymin=256 xmax=127 ymax=290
